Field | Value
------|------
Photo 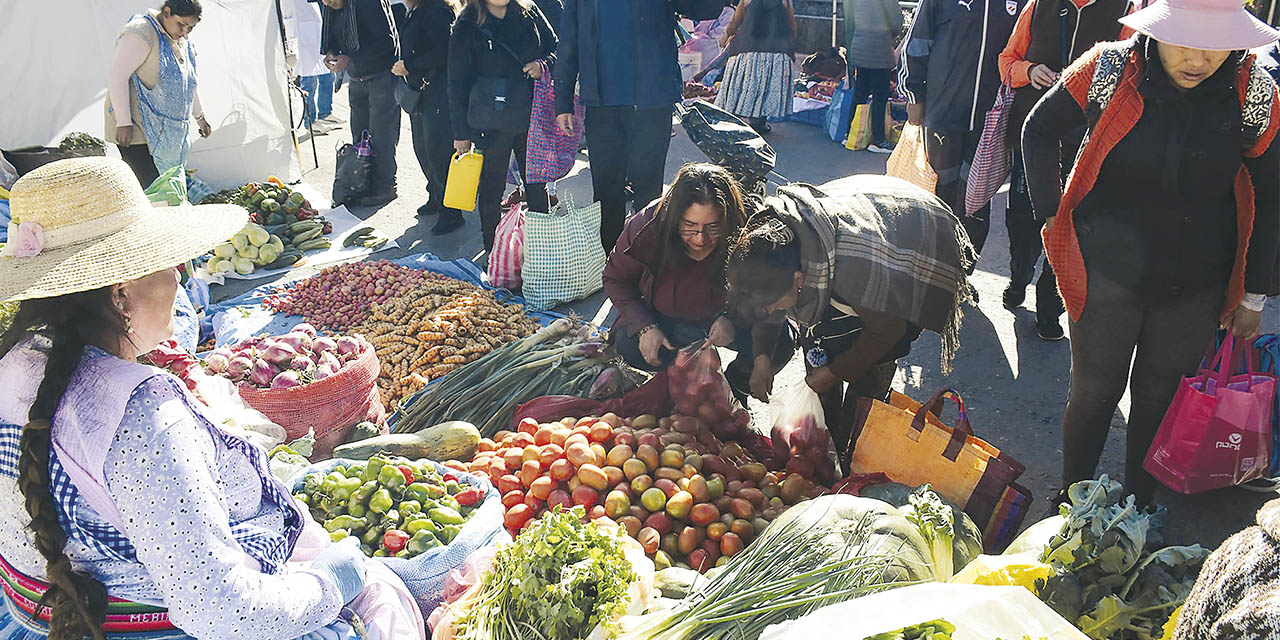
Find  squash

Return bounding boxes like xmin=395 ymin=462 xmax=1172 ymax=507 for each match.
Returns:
xmin=861 ymin=482 xmax=984 ymax=574
xmin=332 ymin=420 xmax=480 ymax=462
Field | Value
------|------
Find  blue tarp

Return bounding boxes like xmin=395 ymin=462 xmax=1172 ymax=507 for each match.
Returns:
xmin=205 ymin=252 xmax=562 ymax=347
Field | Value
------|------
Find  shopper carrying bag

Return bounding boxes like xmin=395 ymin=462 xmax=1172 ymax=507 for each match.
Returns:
xmin=885 ymin=123 xmax=937 ymax=192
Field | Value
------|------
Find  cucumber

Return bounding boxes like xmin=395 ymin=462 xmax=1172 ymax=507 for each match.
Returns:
xmin=296 ymin=238 xmax=332 ymax=251
xmin=332 ymin=421 xmax=481 ymax=462
xmin=343 ymin=226 xmax=376 ymax=248
xmin=289 ymin=220 xmax=324 ymax=233
xmin=264 ymin=223 xmax=291 ymax=236
xmin=293 ymin=228 xmax=324 ymax=243
xmin=264 ymin=252 xmax=303 ymax=270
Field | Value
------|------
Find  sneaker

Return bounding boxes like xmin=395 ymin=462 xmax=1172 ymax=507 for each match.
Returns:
xmin=1002 ymin=285 xmax=1026 ymax=310
xmin=1036 ymin=320 xmax=1066 ymax=341
xmin=417 ymin=203 xmax=439 ymax=217
xmin=867 ymin=142 xmax=895 ymax=154
xmin=320 ymin=114 xmax=345 ymax=124
xmin=432 ymin=211 xmax=465 ymax=235
xmin=1240 ymin=477 xmax=1280 ymax=492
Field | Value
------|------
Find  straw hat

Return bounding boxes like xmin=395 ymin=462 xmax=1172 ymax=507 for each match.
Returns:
xmin=0 ymin=157 xmax=246 ymax=302
xmin=1120 ymin=0 xmax=1279 ymax=51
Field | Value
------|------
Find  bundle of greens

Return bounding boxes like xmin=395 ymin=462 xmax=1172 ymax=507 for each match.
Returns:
xmin=1034 ymin=476 xmax=1209 ymax=640
xmin=456 ymin=506 xmax=639 ymax=640
xmin=865 ymin=619 xmax=956 ymax=640
xmin=901 ymin=485 xmax=956 ymax=582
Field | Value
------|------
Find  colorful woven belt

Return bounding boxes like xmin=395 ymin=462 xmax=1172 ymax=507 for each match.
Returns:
xmin=0 ymin=554 xmax=183 ymax=636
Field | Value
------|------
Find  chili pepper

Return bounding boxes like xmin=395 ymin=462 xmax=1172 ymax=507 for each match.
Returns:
xmin=378 ymin=465 xmax=406 ymax=491
xmin=454 ymin=487 xmax=483 ymax=507
xmin=399 ymin=500 xmax=422 ymax=517
xmin=404 ymin=482 xmax=437 ymax=504
xmin=442 ymin=472 xmax=458 ymax=483
xmin=360 ymin=544 xmax=375 ymax=557
xmin=440 ymin=524 xmax=462 ymax=544
xmin=323 ymin=514 xmax=366 ymax=533
xmin=440 ymin=495 xmax=461 ymax=512
xmin=406 ymin=530 xmax=440 ymax=555
xmin=405 ymin=517 xmax=438 ymax=536
xmin=369 ymin=488 xmax=394 ymax=515
xmin=361 ymin=525 xmax=384 ymax=547
xmin=397 ymin=465 xmax=415 ymax=485
xmin=346 ymin=495 xmax=367 ymax=519
xmin=353 ymin=481 xmax=378 ymax=505
xmin=429 ymin=506 xmax=465 ymax=526
xmin=443 ymin=480 xmax=462 ymax=495
xmin=332 ymin=476 xmax=363 ymax=502
xmin=383 ymin=509 xmax=401 ymax=527
xmin=373 ymin=549 xmax=388 ymax=558
xmin=381 ymin=530 xmax=410 ymax=554
xmin=329 ymin=530 xmax=350 ymax=543
xmin=320 ymin=472 xmax=345 ymax=495
xmin=302 ymin=475 xmax=322 ymax=495
xmin=363 ymin=456 xmax=389 ymax=483
xmin=345 ymin=463 xmax=367 ymax=479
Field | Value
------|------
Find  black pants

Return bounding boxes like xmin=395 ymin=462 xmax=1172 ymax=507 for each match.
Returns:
xmin=1007 ymin=149 xmax=1064 ymax=324
xmin=118 ymin=143 xmax=159 ymax=188
xmin=348 ymin=71 xmax=401 ymax=193
xmin=925 ymin=127 xmax=990 ymax=254
xmin=476 ymin=130 xmax=548 ymax=251
xmin=850 ymin=66 xmax=892 ymax=145
xmin=1062 ymin=271 xmax=1224 ymax=505
xmin=821 ymin=361 xmax=899 ymax=461
xmin=613 ymin=315 xmax=796 ymax=399
xmin=584 ymin=105 xmax=674 ymax=253
xmin=408 ymin=82 xmax=461 ymax=215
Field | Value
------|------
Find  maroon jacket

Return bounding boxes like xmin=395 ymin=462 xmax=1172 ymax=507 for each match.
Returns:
xmin=602 ymin=202 xmax=728 ymax=336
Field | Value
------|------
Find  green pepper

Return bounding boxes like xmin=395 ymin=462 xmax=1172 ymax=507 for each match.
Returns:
xmin=361 ymin=524 xmax=384 ymax=546
xmin=360 ymin=544 xmax=375 ymax=557
xmin=383 ymin=509 xmax=400 ymax=526
xmin=404 ymin=483 xmax=434 ymax=504
xmin=329 ymin=530 xmax=350 ymax=543
xmin=429 ymin=506 xmax=465 ymax=526
xmin=443 ymin=480 xmax=462 ymax=495
xmin=363 ymin=456 xmax=390 ymax=483
xmin=406 ymin=530 xmax=440 ymax=555
xmin=399 ymin=500 xmax=422 ymax=517
xmin=320 ymin=471 xmax=345 ymax=494
xmin=441 ymin=496 xmax=461 ymax=512
xmin=369 ymin=488 xmax=394 ymax=515
xmin=405 ymin=517 xmax=438 ymax=536
xmin=378 ymin=465 xmax=406 ymax=491
xmin=323 ymin=514 xmax=366 ymax=533
xmin=344 ymin=462 xmax=366 ymax=479
xmin=346 ymin=496 xmax=367 ymax=519
xmin=440 ymin=524 xmax=461 ymax=544
xmin=293 ymin=493 xmax=311 ymax=507
xmin=332 ymin=476 xmax=363 ymax=502
xmin=302 ymin=475 xmax=322 ymax=495
xmin=373 ymin=549 xmax=388 ymax=557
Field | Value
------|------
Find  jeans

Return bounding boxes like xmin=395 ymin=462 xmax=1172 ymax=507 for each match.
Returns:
xmin=1007 ymin=149 xmax=1064 ymax=324
xmin=583 ymin=105 xmax=675 ymax=253
xmin=1061 ymin=271 xmax=1224 ymax=505
xmin=347 ymin=71 xmax=401 ymax=193
xmin=408 ymin=82 xmax=460 ymax=214
xmin=925 ymin=127 xmax=990 ymax=254
xmin=476 ymin=130 xmax=548 ymax=251
xmin=850 ymin=66 xmax=891 ymax=144
xmin=299 ymin=73 xmax=334 ymax=122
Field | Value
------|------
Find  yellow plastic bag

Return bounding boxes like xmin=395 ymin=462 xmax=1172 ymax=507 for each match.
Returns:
xmin=951 ymin=553 xmax=1055 ymax=594
xmin=443 ymin=148 xmax=484 ymax=211
xmin=845 ymin=104 xmax=872 ymax=151
xmin=886 ymin=123 xmax=937 ymax=193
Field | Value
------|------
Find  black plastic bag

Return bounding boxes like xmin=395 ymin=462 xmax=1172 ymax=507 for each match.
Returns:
xmin=677 ymin=100 xmax=776 ymax=193
xmin=332 ymin=131 xmax=372 ymax=206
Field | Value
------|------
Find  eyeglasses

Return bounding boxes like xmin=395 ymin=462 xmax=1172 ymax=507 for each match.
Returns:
xmin=679 ymin=224 xmax=722 ymax=239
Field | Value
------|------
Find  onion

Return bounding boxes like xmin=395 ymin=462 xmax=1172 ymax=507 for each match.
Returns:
xmin=261 ymin=341 xmax=298 ymax=367
xmin=227 ymin=356 xmax=254 ymax=379
xmin=312 ymin=337 xmax=338 ymax=356
xmin=290 ymin=322 xmax=318 ymax=338
xmin=203 ymin=353 xmax=230 ymax=375
xmin=278 ymin=331 xmax=313 ymax=353
xmin=290 ymin=354 xmax=315 ymax=371
xmin=271 ymin=370 xmax=302 ymax=389
xmin=314 ymin=362 xmax=338 ymax=380
xmin=320 ymin=350 xmax=342 ymax=371
xmin=335 ymin=336 xmax=361 ymax=359
xmin=210 ymin=347 xmax=233 ymax=361
xmin=251 ymin=358 xmax=277 ymax=388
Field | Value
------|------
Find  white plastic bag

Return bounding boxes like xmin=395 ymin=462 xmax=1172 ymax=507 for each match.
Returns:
xmin=768 ymin=381 xmax=841 ymax=485
xmin=759 ymin=583 xmax=1089 ymax=640
xmin=193 ymin=374 xmax=287 ymax=450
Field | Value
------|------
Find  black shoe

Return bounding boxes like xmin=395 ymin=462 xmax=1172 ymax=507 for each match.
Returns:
xmin=353 ymin=189 xmax=397 ymax=208
xmin=431 ymin=211 xmax=465 ymax=235
xmin=1003 ymin=285 xmax=1026 ymax=310
xmin=1037 ymin=319 xmax=1066 ymax=341
xmin=417 ymin=203 xmax=439 ymax=216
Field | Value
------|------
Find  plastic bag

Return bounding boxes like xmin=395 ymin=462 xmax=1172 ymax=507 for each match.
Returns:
xmin=768 ymin=382 xmax=840 ymax=485
xmin=487 ymin=203 xmax=525 ymax=290
xmin=513 ymin=372 xmax=674 ymax=429
xmin=194 ymin=375 xmax=288 ymax=451
xmin=521 ymin=193 xmax=607 ymax=312
xmin=144 ymin=165 xmax=188 ymax=206
xmin=950 ymin=553 xmax=1055 ymax=593
xmin=759 ymin=583 xmax=1089 ymax=640
xmin=886 ymin=124 xmax=938 ymax=193
xmin=667 ymin=347 xmax=751 ymax=442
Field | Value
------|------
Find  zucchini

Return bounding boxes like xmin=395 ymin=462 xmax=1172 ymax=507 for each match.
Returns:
xmin=293 ymin=228 xmax=324 ymax=243
xmin=296 ymin=238 xmax=332 ymax=251
xmin=264 ymin=251 xmax=303 ymax=270
xmin=289 ymin=220 xmax=324 ymax=233
xmin=343 ymin=226 xmax=376 ymax=247
xmin=332 ymin=421 xmax=481 ymax=462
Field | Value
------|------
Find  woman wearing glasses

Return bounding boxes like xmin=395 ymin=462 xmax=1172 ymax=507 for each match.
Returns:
xmin=603 ymin=163 xmax=795 ymax=403
xmin=723 ymin=174 xmax=975 ymax=457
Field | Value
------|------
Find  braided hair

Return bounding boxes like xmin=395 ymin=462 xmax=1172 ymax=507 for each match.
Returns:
xmin=0 ymin=289 xmax=129 ymax=640
xmin=724 ymin=214 xmax=802 ymax=321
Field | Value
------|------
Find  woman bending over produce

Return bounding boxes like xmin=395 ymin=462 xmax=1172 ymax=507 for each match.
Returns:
xmin=726 ymin=175 xmax=975 ymax=457
xmin=0 ymin=158 xmax=425 ymax=640
xmin=603 ymin=163 xmax=795 ymax=403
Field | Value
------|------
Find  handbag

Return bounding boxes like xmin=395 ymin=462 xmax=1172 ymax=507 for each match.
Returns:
xmin=885 ymin=123 xmax=937 ymax=192
xmin=395 ymin=77 xmax=428 ymax=114
xmin=525 ymin=74 xmax=583 ymax=183
xmin=965 ymin=83 xmax=1014 ymax=216
xmin=487 ymin=202 xmax=526 ymax=289
xmin=845 ymin=388 xmax=1031 ymax=551
xmin=1144 ymin=334 xmax=1276 ymax=494
xmin=467 ymin=24 xmax=535 ymax=133
xmin=521 ymin=193 xmax=606 ymax=312
xmin=845 ymin=104 xmax=873 ymax=151
xmin=332 ymin=131 xmax=373 ymax=206
xmin=676 ymin=100 xmax=777 ymax=190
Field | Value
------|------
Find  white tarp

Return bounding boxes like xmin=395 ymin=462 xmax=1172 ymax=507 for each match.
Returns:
xmin=0 ymin=0 xmax=299 ymax=189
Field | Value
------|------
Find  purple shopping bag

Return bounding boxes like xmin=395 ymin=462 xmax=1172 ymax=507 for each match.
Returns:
xmin=1145 ymin=334 xmax=1277 ymax=494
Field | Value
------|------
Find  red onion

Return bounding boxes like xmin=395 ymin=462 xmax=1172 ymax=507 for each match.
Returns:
xmin=261 ymin=341 xmax=298 ymax=367
xmin=312 ymin=337 xmax=338 ymax=356
xmin=314 ymin=362 xmax=338 ymax=380
xmin=290 ymin=322 xmax=318 ymax=338
xmin=271 ymin=370 xmax=302 ymax=389
xmin=227 ymin=356 xmax=254 ymax=379
xmin=289 ymin=354 xmax=315 ymax=371
xmin=251 ymin=358 xmax=277 ymax=387
xmin=203 ymin=353 xmax=230 ymax=375
xmin=278 ymin=331 xmax=313 ymax=354
xmin=335 ymin=336 xmax=361 ymax=359
xmin=320 ymin=350 xmax=342 ymax=372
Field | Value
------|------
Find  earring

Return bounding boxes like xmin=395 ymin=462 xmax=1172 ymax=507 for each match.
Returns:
xmin=125 ymin=317 xmax=134 ymax=334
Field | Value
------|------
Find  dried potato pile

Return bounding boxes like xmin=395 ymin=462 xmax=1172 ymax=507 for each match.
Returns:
xmin=355 ymin=279 xmax=539 ymax=408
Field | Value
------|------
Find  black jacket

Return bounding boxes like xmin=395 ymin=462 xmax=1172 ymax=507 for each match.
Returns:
xmin=447 ymin=0 xmax=557 ymax=140
xmin=320 ymin=0 xmax=405 ymax=79
xmin=553 ymin=0 xmax=726 ymax=114
xmin=400 ymin=0 xmax=455 ymax=90
xmin=899 ymin=0 xmax=1018 ymax=133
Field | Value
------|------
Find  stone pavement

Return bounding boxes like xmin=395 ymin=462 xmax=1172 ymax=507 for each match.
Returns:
xmin=218 ymin=91 xmax=1280 ymax=548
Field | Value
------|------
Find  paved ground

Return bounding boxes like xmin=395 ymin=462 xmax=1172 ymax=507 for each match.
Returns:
xmin=218 ymin=92 xmax=1280 ymax=548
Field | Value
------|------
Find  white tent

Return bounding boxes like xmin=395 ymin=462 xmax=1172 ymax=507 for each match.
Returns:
xmin=0 ymin=0 xmax=300 ymax=189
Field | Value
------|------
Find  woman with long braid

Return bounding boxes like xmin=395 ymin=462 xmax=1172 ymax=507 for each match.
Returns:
xmin=0 ymin=158 xmax=426 ymax=639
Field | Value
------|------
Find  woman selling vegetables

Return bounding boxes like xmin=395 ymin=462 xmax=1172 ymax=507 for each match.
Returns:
xmin=603 ymin=163 xmax=795 ymax=403
xmin=725 ymin=175 xmax=975 ymax=457
xmin=0 ymin=158 xmax=425 ymax=639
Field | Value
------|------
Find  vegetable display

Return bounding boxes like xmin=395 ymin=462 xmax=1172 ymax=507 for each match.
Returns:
xmin=391 ymin=318 xmax=612 ymax=436
xmin=233 ymin=180 xmax=330 ymax=232
xmin=454 ymin=506 xmax=640 ymax=640
xmin=332 ymin=420 xmax=482 ymax=462
xmin=201 ymin=322 xmax=366 ymax=390
xmin=769 ymin=401 xmax=840 ymax=486
xmin=262 ymin=260 xmax=435 ymax=331
xmin=858 ymin=482 xmax=984 ymax=578
xmin=460 ymin=412 xmax=821 ymax=572
xmin=901 ymin=485 xmax=956 ymax=582
xmin=864 ymin=619 xmax=956 ymax=640
xmin=58 ymin=132 xmax=106 ymax=153
xmin=294 ymin=455 xmax=485 ymax=558
xmin=205 ymin=180 xmax=335 ymax=275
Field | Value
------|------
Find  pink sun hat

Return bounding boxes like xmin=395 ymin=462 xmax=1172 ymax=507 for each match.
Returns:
xmin=1119 ymin=0 xmax=1279 ymax=51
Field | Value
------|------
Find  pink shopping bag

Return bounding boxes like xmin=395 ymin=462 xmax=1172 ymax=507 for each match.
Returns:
xmin=1145 ymin=334 xmax=1277 ymax=494
xmin=487 ymin=203 xmax=525 ymax=290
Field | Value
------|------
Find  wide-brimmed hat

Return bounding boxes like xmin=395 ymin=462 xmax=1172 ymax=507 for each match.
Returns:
xmin=0 ymin=157 xmax=246 ymax=302
xmin=1120 ymin=0 xmax=1279 ymax=51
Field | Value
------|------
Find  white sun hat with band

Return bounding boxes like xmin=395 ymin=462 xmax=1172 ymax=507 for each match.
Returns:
xmin=1120 ymin=0 xmax=1279 ymax=51
xmin=0 ymin=157 xmax=246 ymax=302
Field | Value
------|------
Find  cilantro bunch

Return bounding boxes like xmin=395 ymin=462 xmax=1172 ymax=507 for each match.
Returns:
xmin=457 ymin=506 xmax=639 ymax=640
